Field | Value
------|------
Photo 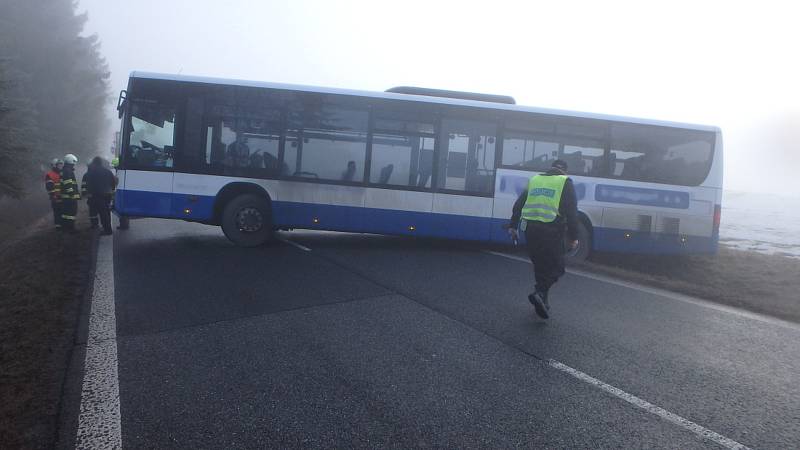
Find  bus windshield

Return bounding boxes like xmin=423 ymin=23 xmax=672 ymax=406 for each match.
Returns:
xmin=125 ymin=102 xmax=176 ymax=168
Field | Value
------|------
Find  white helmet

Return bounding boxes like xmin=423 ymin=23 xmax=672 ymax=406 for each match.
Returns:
xmin=51 ymin=158 xmax=63 ymax=168
xmin=64 ymin=154 xmax=78 ymax=165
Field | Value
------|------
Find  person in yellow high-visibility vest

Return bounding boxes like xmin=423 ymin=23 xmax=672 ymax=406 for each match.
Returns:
xmin=508 ymin=159 xmax=579 ymax=319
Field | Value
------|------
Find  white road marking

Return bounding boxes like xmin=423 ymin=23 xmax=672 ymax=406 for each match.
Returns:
xmin=76 ymin=235 xmax=122 ymax=449
xmin=278 ymin=237 xmax=312 ymax=252
xmin=548 ymin=360 xmax=750 ymax=450
xmin=484 ymin=250 xmax=800 ymax=331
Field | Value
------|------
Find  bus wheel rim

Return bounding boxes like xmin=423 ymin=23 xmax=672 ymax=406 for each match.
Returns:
xmin=236 ymin=207 xmax=263 ymax=232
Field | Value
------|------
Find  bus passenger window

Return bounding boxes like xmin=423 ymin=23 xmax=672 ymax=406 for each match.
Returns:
xmin=369 ymin=117 xmax=436 ymax=189
xmin=501 ymin=133 xmax=557 ymax=171
xmin=295 ymin=104 xmax=368 ymax=182
xmin=610 ymin=123 xmax=714 ymax=185
xmin=204 ymin=116 xmax=283 ymax=178
xmin=562 ymin=144 xmax=604 ymax=176
xmin=438 ymin=119 xmax=496 ymax=194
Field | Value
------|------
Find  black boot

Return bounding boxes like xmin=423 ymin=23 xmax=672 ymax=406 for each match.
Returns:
xmin=528 ymin=292 xmax=549 ymax=319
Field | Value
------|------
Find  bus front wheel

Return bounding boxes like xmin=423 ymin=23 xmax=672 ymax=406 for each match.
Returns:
xmin=221 ymin=194 xmax=273 ymax=247
xmin=566 ymin=220 xmax=592 ymax=263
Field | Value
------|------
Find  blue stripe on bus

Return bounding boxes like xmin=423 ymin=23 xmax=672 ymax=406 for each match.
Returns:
xmin=595 ymin=184 xmax=690 ymax=209
xmin=117 ymin=189 xmax=716 ymax=254
xmin=497 ymin=174 xmax=587 ymax=200
xmin=272 ymin=202 xmax=494 ymax=241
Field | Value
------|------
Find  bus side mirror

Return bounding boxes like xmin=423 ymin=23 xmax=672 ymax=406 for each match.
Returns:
xmin=117 ymin=90 xmax=127 ymax=119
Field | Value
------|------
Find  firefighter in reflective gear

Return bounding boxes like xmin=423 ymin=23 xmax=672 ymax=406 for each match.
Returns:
xmin=81 ymin=166 xmax=99 ymax=228
xmin=45 ymin=158 xmax=63 ymax=228
xmin=508 ymin=159 xmax=579 ymax=319
xmin=59 ymin=154 xmax=81 ymax=231
xmin=84 ymin=156 xmax=116 ymax=235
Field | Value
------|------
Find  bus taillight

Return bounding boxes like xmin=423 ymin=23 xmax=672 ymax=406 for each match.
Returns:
xmin=713 ymin=204 xmax=722 ymax=234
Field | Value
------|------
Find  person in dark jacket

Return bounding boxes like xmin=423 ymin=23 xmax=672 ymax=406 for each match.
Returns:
xmin=81 ymin=164 xmax=99 ymax=229
xmin=84 ymin=156 xmax=116 ymax=235
xmin=508 ymin=159 xmax=579 ymax=319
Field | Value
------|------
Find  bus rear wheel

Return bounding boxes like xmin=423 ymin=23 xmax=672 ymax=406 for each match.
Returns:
xmin=221 ymin=193 xmax=273 ymax=247
xmin=565 ymin=220 xmax=591 ymax=263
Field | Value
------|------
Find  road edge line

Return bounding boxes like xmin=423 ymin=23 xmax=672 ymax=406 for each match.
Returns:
xmin=484 ymin=250 xmax=800 ymax=331
xmin=75 ymin=235 xmax=122 ymax=449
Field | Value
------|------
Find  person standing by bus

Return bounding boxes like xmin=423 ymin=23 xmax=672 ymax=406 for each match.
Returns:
xmin=508 ymin=159 xmax=579 ymax=319
xmin=81 ymin=163 xmax=99 ymax=229
xmin=85 ymin=156 xmax=116 ymax=235
xmin=45 ymin=158 xmax=63 ymax=229
xmin=59 ymin=154 xmax=81 ymax=231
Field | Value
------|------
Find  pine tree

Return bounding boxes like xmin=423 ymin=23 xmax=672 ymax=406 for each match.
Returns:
xmin=0 ymin=60 xmax=41 ymax=198
xmin=0 ymin=0 xmax=110 ymax=198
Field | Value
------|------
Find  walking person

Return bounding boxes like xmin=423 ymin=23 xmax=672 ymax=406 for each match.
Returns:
xmin=508 ymin=159 xmax=579 ymax=319
xmin=59 ymin=154 xmax=81 ymax=231
xmin=84 ymin=156 xmax=116 ymax=235
xmin=44 ymin=158 xmax=63 ymax=229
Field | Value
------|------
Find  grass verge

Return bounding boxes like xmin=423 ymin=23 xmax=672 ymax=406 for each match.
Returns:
xmin=576 ymin=246 xmax=800 ymax=323
xmin=0 ymin=221 xmax=93 ymax=448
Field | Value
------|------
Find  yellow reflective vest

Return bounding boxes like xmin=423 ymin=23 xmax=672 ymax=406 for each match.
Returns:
xmin=521 ymin=174 xmax=567 ymax=223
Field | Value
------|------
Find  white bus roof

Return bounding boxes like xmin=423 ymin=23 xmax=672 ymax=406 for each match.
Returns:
xmin=130 ymin=71 xmax=720 ymax=133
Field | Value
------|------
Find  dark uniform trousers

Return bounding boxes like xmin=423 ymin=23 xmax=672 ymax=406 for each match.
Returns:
xmin=61 ymin=198 xmax=78 ymax=230
xmin=524 ymin=220 xmax=566 ymax=295
xmin=82 ymin=176 xmax=99 ymax=228
xmin=89 ymin=194 xmax=112 ymax=233
xmin=51 ymin=201 xmax=63 ymax=227
xmin=87 ymin=197 xmax=99 ymax=228
xmin=46 ymin=172 xmax=62 ymax=227
xmin=59 ymin=175 xmax=79 ymax=231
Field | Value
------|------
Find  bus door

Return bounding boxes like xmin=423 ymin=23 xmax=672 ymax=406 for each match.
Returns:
xmin=118 ymin=101 xmax=177 ymax=218
xmin=432 ymin=119 xmax=497 ymax=240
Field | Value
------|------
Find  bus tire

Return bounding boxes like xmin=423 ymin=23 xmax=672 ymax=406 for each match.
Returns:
xmin=221 ymin=193 xmax=273 ymax=247
xmin=566 ymin=220 xmax=592 ymax=263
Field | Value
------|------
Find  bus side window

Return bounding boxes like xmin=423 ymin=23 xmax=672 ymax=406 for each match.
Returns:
xmin=438 ymin=119 xmax=496 ymax=195
xmin=295 ymin=100 xmax=368 ymax=183
xmin=369 ymin=116 xmax=436 ymax=189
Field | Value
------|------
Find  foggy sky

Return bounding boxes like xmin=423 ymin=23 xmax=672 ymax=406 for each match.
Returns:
xmin=78 ymin=0 xmax=798 ymax=194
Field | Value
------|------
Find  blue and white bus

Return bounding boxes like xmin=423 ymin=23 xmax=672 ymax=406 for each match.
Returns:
xmin=114 ymin=72 xmax=722 ymax=260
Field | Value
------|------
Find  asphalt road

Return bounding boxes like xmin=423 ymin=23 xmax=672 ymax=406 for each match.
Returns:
xmin=105 ymin=219 xmax=799 ymax=449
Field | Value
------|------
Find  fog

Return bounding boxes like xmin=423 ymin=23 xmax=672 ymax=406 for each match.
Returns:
xmin=78 ymin=0 xmax=799 ymax=195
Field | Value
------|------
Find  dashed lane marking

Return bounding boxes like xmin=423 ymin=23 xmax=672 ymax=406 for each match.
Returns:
xmin=278 ymin=237 xmax=312 ymax=252
xmin=484 ymin=250 xmax=758 ymax=448
xmin=548 ymin=360 xmax=750 ymax=450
